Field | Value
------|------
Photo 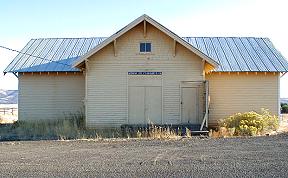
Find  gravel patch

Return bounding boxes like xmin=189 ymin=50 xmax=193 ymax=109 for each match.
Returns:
xmin=0 ymin=134 xmax=288 ymax=177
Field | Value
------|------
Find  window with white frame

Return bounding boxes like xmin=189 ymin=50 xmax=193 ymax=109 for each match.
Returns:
xmin=140 ymin=42 xmax=151 ymax=53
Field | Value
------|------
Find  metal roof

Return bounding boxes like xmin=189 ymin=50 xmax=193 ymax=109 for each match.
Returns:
xmin=183 ymin=37 xmax=288 ymax=72
xmin=4 ymin=37 xmax=288 ymax=73
xmin=4 ymin=37 xmax=106 ymax=73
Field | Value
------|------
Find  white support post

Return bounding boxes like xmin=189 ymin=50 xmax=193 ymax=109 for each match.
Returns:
xmin=200 ymin=81 xmax=209 ymax=131
xmin=206 ymin=81 xmax=209 ymax=128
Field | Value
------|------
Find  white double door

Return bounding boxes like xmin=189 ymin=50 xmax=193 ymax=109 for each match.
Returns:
xmin=128 ymin=86 xmax=162 ymax=124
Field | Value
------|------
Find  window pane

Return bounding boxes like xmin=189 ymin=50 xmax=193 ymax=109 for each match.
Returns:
xmin=140 ymin=43 xmax=145 ymax=52
xmin=146 ymin=43 xmax=151 ymax=52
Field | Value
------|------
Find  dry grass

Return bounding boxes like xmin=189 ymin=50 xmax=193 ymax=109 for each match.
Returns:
xmin=209 ymin=128 xmax=235 ymax=138
xmin=1 ymin=118 xmax=188 ymax=141
xmin=135 ymin=125 xmax=182 ymax=139
xmin=0 ymin=112 xmax=85 ymax=141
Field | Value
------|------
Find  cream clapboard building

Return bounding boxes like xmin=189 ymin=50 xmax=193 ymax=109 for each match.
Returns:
xmin=4 ymin=15 xmax=288 ymax=130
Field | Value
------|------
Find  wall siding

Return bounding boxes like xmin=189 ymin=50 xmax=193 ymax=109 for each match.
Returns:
xmin=86 ymin=22 xmax=205 ymax=127
xmin=19 ymin=72 xmax=85 ymax=120
xmin=206 ymin=72 xmax=279 ymax=126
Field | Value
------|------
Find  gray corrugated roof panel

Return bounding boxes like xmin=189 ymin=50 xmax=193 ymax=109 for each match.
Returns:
xmin=262 ymin=38 xmax=288 ymax=71
xmin=224 ymin=38 xmax=250 ymax=71
xmin=202 ymin=38 xmax=222 ymax=70
xmin=182 ymin=37 xmax=197 ymax=47
xmin=183 ymin=37 xmax=288 ymax=72
xmin=4 ymin=37 xmax=106 ymax=73
xmin=231 ymin=37 xmax=260 ymax=71
xmin=4 ymin=37 xmax=288 ymax=73
xmin=239 ymin=38 xmax=268 ymax=71
xmin=195 ymin=37 xmax=208 ymax=55
xmin=211 ymin=37 xmax=233 ymax=71
xmin=218 ymin=37 xmax=241 ymax=71
xmin=254 ymin=38 xmax=285 ymax=71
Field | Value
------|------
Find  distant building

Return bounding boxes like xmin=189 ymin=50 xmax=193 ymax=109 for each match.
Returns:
xmin=4 ymin=15 xmax=288 ymax=130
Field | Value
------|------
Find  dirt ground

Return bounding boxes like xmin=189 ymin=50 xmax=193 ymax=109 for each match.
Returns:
xmin=0 ymin=133 xmax=288 ymax=178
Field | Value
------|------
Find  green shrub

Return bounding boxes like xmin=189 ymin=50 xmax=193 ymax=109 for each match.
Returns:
xmin=219 ymin=108 xmax=279 ymax=136
xmin=281 ymin=103 xmax=288 ymax=113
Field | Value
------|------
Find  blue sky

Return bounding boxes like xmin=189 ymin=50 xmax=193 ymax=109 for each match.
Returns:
xmin=0 ymin=0 xmax=229 ymax=38
xmin=0 ymin=0 xmax=288 ymax=97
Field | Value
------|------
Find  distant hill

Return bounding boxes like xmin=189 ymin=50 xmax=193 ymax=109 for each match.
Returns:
xmin=0 ymin=89 xmax=18 ymax=104
xmin=281 ymin=98 xmax=288 ymax=104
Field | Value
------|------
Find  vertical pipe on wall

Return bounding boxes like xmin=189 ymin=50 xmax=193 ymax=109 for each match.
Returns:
xmin=277 ymin=73 xmax=280 ymax=117
xmin=85 ymin=60 xmax=88 ymax=127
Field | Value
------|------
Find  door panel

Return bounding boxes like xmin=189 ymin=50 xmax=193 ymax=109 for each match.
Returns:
xmin=128 ymin=86 xmax=162 ymax=124
xmin=181 ymin=87 xmax=199 ymax=124
xmin=146 ymin=87 xmax=162 ymax=124
xmin=128 ymin=86 xmax=145 ymax=124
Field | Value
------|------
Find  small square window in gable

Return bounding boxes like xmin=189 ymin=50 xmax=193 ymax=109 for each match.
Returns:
xmin=140 ymin=42 xmax=151 ymax=53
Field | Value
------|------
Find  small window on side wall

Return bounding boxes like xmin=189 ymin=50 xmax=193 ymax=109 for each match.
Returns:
xmin=140 ymin=42 xmax=151 ymax=53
